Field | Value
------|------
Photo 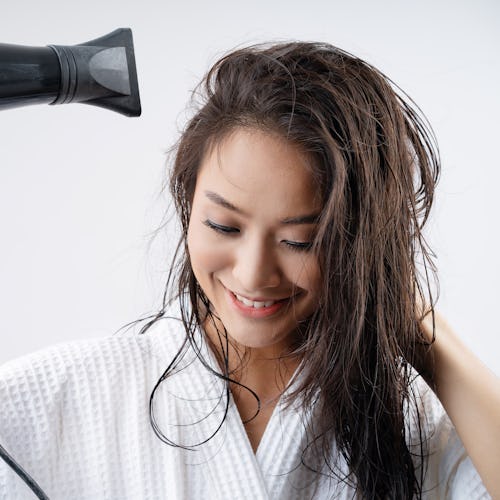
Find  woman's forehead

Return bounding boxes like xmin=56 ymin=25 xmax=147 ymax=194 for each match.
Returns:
xmin=195 ymin=128 xmax=322 ymax=214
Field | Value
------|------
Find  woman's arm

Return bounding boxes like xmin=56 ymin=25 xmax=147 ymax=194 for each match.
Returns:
xmin=418 ymin=307 xmax=500 ymax=499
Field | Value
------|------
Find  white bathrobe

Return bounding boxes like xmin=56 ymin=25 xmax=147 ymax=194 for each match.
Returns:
xmin=0 ymin=313 xmax=490 ymax=499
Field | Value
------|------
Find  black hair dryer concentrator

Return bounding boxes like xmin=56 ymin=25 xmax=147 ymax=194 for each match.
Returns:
xmin=0 ymin=28 xmax=141 ymax=116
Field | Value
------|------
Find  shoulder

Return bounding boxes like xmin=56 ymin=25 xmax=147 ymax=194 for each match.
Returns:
xmin=0 ymin=314 xmax=188 ymax=464
xmin=0 ymin=313 xmax=188 ymax=427
xmin=0 ymin=312 xmax=194 ymax=499
xmin=1 ymin=312 xmax=185 ymax=379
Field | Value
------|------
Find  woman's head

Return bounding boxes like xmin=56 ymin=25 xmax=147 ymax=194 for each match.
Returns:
xmin=171 ymin=41 xmax=437 ymax=345
xmin=166 ymin=41 xmax=439 ymax=497
xmin=187 ymin=127 xmax=322 ymax=356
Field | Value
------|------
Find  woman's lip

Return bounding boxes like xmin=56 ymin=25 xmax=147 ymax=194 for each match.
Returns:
xmin=224 ymin=287 xmax=299 ymax=319
xmin=226 ymin=289 xmax=289 ymax=318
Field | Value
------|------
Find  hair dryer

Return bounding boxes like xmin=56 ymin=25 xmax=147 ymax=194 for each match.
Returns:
xmin=0 ymin=28 xmax=141 ymax=116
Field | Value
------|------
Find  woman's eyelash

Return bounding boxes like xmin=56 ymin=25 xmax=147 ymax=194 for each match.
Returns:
xmin=203 ymin=219 xmax=312 ymax=251
xmin=203 ymin=219 xmax=239 ymax=234
xmin=283 ymin=241 xmax=313 ymax=252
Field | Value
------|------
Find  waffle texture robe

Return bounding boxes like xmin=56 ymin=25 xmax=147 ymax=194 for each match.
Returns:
xmin=0 ymin=314 xmax=491 ymax=499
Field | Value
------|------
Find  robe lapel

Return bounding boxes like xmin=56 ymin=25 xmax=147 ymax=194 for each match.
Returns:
xmin=178 ymin=336 xmax=271 ymax=500
xmin=149 ymin=317 xmax=352 ymax=499
xmin=254 ymin=367 xmax=320 ymax=499
xmin=184 ymin=338 xmax=330 ymax=499
xmin=255 ymin=378 xmax=352 ymax=500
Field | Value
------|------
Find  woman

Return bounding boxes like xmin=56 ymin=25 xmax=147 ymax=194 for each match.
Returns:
xmin=0 ymin=42 xmax=498 ymax=499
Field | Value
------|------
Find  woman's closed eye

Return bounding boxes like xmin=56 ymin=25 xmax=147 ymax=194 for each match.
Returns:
xmin=203 ymin=219 xmax=312 ymax=252
xmin=282 ymin=240 xmax=313 ymax=252
xmin=203 ymin=219 xmax=239 ymax=234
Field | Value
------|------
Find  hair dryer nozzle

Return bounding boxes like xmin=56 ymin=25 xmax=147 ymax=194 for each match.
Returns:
xmin=49 ymin=28 xmax=141 ymax=117
xmin=0 ymin=28 xmax=141 ymax=117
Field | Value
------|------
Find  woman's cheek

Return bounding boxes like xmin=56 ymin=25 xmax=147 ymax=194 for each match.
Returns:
xmin=288 ymin=254 xmax=321 ymax=293
xmin=187 ymin=222 xmax=231 ymax=276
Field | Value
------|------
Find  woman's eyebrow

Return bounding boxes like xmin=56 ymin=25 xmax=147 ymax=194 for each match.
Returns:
xmin=204 ymin=190 xmax=319 ymax=225
xmin=280 ymin=213 xmax=320 ymax=225
xmin=204 ymin=190 xmax=245 ymax=215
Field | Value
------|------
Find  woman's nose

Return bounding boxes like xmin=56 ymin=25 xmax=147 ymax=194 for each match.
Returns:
xmin=232 ymin=236 xmax=281 ymax=292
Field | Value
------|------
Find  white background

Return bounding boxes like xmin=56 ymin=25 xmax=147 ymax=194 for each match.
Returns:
xmin=0 ymin=0 xmax=498 ymax=374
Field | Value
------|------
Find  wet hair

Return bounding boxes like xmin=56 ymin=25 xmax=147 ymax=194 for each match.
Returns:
xmin=145 ymin=41 xmax=439 ymax=498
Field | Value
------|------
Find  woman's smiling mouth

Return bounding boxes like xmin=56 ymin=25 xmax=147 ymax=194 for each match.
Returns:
xmin=224 ymin=286 xmax=299 ymax=318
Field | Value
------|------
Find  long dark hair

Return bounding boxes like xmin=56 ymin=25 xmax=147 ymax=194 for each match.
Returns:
xmin=144 ymin=42 xmax=440 ymax=498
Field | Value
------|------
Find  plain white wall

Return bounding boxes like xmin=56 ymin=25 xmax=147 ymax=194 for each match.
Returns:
xmin=0 ymin=0 xmax=498 ymax=375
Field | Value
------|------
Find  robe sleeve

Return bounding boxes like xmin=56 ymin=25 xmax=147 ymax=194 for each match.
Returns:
xmin=413 ymin=377 xmax=492 ymax=499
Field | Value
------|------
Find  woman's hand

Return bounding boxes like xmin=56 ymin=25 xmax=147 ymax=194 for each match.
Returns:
xmin=417 ymin=305 xmax=500 ymax=499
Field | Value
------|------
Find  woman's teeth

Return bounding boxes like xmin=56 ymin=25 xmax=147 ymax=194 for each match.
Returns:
xmin=235 ymin=294 xmax=277 ymax=308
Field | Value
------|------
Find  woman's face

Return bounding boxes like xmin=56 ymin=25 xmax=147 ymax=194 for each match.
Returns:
xmin=187 ymin=127 xmax=322 ymax=354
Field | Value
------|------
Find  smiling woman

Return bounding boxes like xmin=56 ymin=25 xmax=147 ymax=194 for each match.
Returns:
xmin=0 ymin=41 xmax=498 ymax=500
